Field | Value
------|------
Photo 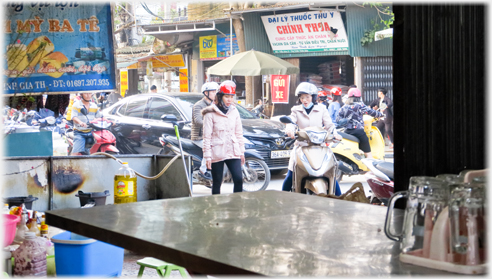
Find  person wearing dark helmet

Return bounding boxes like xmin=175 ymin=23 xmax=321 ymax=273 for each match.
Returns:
xmin=282 ymin=82 xmax=343 ymax=194
xmin=202 ymin=80 xmax=245 ymax=195
xmin=336 ymin=88 xmax=383 ymax=158
xmin=328 ymin=86 xmax=343 ymax=123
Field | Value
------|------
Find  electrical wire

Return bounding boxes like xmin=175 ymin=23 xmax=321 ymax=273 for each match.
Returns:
xmin=92 ymin=152 xmax=181 ymax=180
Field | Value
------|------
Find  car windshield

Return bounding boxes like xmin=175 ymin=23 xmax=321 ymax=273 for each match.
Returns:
xmin=173 ymin=95 xmax=257 ymax=120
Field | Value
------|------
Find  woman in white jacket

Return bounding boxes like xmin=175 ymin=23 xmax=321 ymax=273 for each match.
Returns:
xmin=283 ymin=82 xmax=343 ymax=194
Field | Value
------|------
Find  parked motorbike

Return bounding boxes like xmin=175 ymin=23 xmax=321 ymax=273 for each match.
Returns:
xmin=66 ymin=107 xmax=119 ymax=155
xmin=159 ymin=114 xmax=271 ymax=192
xmin=361 ymin=158 xmax=394 ymax=205
xmin=279 ymin=116 xmax=339 ymax=195
xmin=330 ymin=114 xmax=386 ymax=181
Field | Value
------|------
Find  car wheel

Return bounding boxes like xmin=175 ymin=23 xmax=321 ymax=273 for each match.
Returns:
xmin=242 ymin=158 xmax=271 ymax=192
xmin=270 ymin=169 xmax=288 ymax=176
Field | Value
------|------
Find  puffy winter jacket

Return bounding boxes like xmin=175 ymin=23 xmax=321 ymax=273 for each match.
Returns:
xmin=191 ymin=97 xmax=212 ymax=141
xmin=202 ymin=104 xmax=245 ymax=163
xmin=285 ymin=104 xmax=339 ymax=171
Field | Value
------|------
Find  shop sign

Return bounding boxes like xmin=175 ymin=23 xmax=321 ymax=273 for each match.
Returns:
xmin=4 ymin=3 xmax=116 ymax=94
xmin=120 ymin=69 xmax=128 ymax=97
xmin=270 ymin=75 xmax=290 ymax=103
xmin=127 ymin=62 xmax=138 ymax=69
xmin=179 ymin=69 xmax=188 ymax=92
xmin=151 ymin=54 xmax=185 ymax=68
xmin=199 ymin=34 xmax=239 ymax=61
xmin=261 ymin=11 xmax=349 ymax=54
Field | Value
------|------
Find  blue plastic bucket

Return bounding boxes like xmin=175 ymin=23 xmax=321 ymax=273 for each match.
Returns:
xmin=51 ymin=231 xmax=124 ymax=277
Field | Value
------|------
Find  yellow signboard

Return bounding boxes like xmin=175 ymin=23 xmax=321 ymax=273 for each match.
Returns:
xmin=179 ymin=69 xmax=188 ymax=92
xmin=199 ymin=35 xmax=217 ymax=60
xmin=151 ymin=54 xmax=185 ymax=68
xmin=120 ymin=69 xmax=128 ymax=97
xmin=127 ymin=62 xmax=138 ymax=69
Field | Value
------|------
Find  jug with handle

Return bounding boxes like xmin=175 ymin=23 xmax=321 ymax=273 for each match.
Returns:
xmin=384 ymin=176 xmax=447 ymax=257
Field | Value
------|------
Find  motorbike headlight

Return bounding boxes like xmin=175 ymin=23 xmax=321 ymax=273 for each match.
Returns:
xmin=306 ymin=131 xmax=327 ymax=145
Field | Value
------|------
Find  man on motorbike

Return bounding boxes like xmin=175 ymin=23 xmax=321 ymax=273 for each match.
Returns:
xmin=282 ymin=82 xmax=343 ymax=194
xmin=191 ymin=81 xmax=220 ymax=179
xmin=71 ymin=92 xmax=102 ymax=155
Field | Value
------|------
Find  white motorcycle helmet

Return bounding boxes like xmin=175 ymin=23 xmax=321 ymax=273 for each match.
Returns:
xmin=201 ymin=82 xmax=219 ymax=94
xmin=295 ymin=82 xmax=318 ymax=102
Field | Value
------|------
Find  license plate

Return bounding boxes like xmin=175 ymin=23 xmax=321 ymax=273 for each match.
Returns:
xmin=271 ymin=150 xmax=291 ymax=158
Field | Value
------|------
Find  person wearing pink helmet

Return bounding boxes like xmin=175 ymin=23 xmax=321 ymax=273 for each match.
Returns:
xmin=336 ymin=87 xmax=383 ymax=158
xmin=202 ymin=80 xmax=245 ymax=195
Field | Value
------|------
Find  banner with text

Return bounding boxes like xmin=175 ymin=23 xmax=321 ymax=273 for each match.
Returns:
xmin=199 ymin=34 xmax=239 ymax=61
xmin=4 ymin=3 xmax=116 ymax=94
xmin=261 ymin=11 xmax=348 ymax=54
xmin=120 ymin=69 xmax=128 ymax=97
xmin=179 ymin=69 xmax=188 ymax=92
xmin=271 ymin=75 xmax=290 ymax=104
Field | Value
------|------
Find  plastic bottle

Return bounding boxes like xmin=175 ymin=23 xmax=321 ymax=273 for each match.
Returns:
xmin=12 ymin=232 xmax=47 ymax=276
xmin=40 ymin=214 xmax=49 ymax=238
xmin=27 ymin=211 xmax=39 ymax=235
xmin=114 ymin=162 xmax=138 ymax=204
xmin=13 ymin=205 xmax=29 ymax=244
xmin=3 ymin=203 xmax=10 ymax=214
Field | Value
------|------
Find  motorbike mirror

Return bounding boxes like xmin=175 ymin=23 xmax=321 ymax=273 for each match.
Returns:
xmin=279 ymin=116 xmax=294 ymax=124
xmin=80 ymin=107 xmax=89 ymax=116
xmin=160 ymin=114 xmax=178 ymax=122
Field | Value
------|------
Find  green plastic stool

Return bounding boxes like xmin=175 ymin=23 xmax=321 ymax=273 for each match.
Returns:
xmin=137 ymin=257 xmax=188 ymax=278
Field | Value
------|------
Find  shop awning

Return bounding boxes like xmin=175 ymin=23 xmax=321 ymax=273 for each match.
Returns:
xmin=117 ymin=60 xmax=138 ymax=69
xmin=116 ymin=53 xmax=186 ymax=70
xmin=140 ymin=19 xmax=230 ymax=45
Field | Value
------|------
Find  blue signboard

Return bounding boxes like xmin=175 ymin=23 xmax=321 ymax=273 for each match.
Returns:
xmin=3 ymin=3 xmax=116 ymax=94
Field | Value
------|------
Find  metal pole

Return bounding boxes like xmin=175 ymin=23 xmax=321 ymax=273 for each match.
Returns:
xmin=174 ymin=125 xmax=191 ymax=192
xmin=230 ymin=15 xmax=233 ymax=80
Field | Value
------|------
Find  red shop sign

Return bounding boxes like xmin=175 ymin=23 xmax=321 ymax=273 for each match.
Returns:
xmin=270 ymin=75 xmax=290 ymax=104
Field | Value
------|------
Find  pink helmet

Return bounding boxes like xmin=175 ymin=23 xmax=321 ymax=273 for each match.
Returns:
xmin=347 ymin=88 xmax=361 ymax=97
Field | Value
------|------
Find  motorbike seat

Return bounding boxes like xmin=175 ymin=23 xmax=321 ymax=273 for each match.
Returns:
xmin=338 ymin=131 xmax=359 ymax=143
xmin=375 ymin=162 xmax=394 ymax=180
xmin=164 ymin=136 xmax=201 ymax=153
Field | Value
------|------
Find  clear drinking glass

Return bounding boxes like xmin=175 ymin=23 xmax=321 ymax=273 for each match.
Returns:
xmin=385 ymin=176 xmax=447 ymax=256
xmin=448 ymin=178 xmax=486 ymax=265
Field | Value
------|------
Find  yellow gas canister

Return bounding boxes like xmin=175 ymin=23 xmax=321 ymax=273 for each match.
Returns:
xmin=114 ymin=162 xmax=137 ymax=204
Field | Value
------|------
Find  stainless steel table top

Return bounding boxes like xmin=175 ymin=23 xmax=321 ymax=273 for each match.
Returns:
xmin=46 ymin=190 xmax=454 ymax=276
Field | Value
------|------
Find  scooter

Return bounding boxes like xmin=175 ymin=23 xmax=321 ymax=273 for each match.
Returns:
xmin=66 ymin=107 xmax=119 ymax=155
xmin=279 ymin=116 xmax=339 ymax=195
xmin=330 ymin=114 xmax=386 ymax=181
xmin=361 ymin=158 xmax=394 ymax=205
xmin=159 ymin=114 xmax=271 ymax=192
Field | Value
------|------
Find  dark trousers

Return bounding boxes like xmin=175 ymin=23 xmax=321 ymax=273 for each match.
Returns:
xmin=282 ymin=170 xmax=341 ymax=196
xmin=211 ymin=159 xmax=243 ymax=195
xmin=376 ymin=117 xmax=394 ymax=143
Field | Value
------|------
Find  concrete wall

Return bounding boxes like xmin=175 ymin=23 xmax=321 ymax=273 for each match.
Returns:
xmin=3 ymin=155 xmax=191 ymax=211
